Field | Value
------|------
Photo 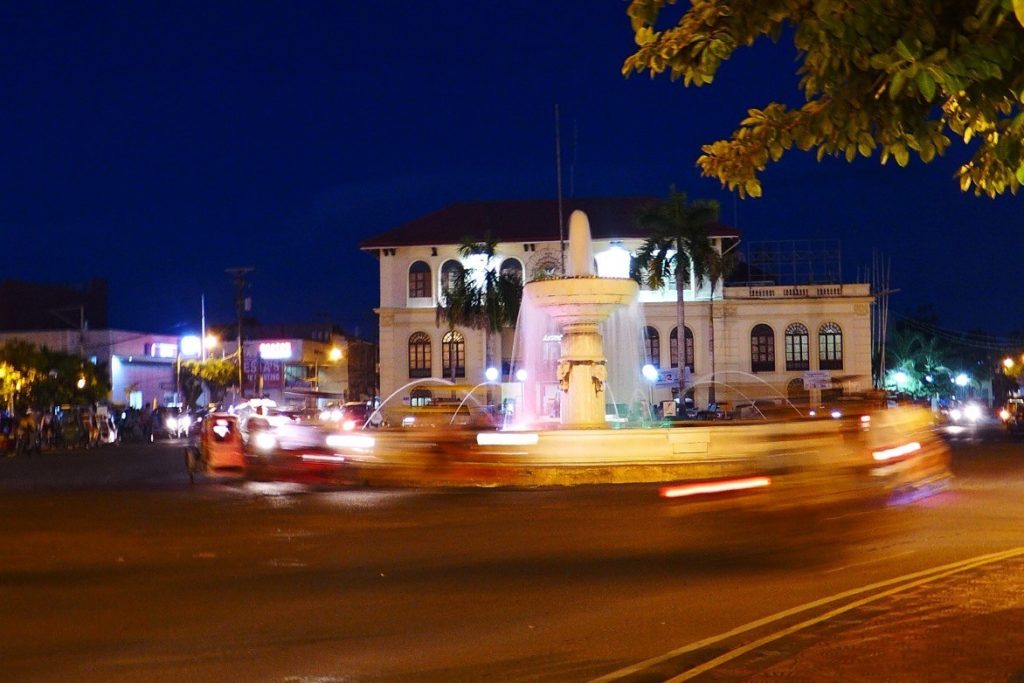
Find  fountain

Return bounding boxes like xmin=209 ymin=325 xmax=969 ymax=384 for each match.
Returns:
xmin=523 ymin=210 xmax=639 ymax=427
xmin=339 ymin=209 xmax=948 ymax=499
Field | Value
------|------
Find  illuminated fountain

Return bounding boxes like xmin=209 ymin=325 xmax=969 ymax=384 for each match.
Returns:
xmin=523 ymin=210 xmax=639 ymax=427
xmin=344 ymin=210 xmax=946 ymax=498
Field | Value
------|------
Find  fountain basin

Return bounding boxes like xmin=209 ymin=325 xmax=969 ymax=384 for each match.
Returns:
xmin=525 ymin=276 xmax=639 ymax=326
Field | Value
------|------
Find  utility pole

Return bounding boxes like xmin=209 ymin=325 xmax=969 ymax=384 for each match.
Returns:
xmin=226 ymin=267 xmax=254 ymax=400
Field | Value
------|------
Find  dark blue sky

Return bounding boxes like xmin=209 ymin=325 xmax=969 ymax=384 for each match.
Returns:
xmin=2 ymin=2 xmax=1017 ymax=339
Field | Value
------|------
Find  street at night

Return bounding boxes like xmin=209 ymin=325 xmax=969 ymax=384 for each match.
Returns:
xmin=2 ymin=428 xmax=1023 ymax=682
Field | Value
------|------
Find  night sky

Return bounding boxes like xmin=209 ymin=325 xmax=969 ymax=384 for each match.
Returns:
xmin=2 ymin=2 xmax=1018 ymax=339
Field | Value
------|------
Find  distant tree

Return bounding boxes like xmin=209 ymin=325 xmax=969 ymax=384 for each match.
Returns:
xmin=181 ymin=358 xmax=237 ymax=407
xmin=0 ymin=341 xmax=107 ymax=409
xmin=624 ymin=0 xmax=1024 ymax=197
xmin=630 ymin=189 xmax=718 ymax=401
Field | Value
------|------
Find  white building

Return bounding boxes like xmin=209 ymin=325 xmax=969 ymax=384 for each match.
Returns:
xmin=361 ymin=197 xmax=873 ymax=414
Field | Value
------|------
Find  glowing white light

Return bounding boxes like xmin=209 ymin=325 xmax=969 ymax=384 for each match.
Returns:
xmin=325 ymin=434 xmax=375 ymax=449
xmin=830 ymin=409 xmax=842 ymax=419
xmin=641 ymin=364 xmax=659 ymax=382
xmin=149 ymin=342 xmax=177 ymax=359
xmin=872 ymin=441 xmax=921 ymax=462
xmin=166 ymin=417 xmax=178 ymax=430
xmin=1000 ymin=409 xmax=1011 ymax=421
xmin=964 ymin=403 xmax=982 ymax=422
xmin=860 ymin=415 xmax=871 ymax=423
xmin=945 ymin=425 xmax=966 ymax=435
xmin=252 ymin=432 xmax=277 ymax=451
xmin=594 ymin=244 xmax=632 ymax=279
xmin=180 ymin=335 xmax=202 ymax=357
xmin=301 ymin=454 xmax=346 ymax=463
xmin=955 ymin=373 xmax=969 ymax=387
xmin=515 ymin=369 xmax=528 ymax=382
xmin=342 ymin=419 xmax=357 ymax=431
xmin=950 ymin=408 xmax=963 ymax=421
xmin=180 ymin=415 xmax=192 ymax=430
xmin=485 ymin=367 xmax=499 ymax=382
xmin=477 ymin=432 xmax=539 ymax=446
xmin=808 ymin=410 xmax=817 ymax=417
xmin=259 ymin=342 xmax=293 ymax=360
xmin=319 ymin=410 xmax=331 ymax=421
xmin=659 ymin=476 xmax=772 ymax=499
xmin=894 ymin=371 xmax=908 ymax=386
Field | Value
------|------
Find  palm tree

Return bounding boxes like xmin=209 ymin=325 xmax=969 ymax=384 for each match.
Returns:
xmin=457 ymin=234 xmax=523 ymax=398
xmin=630 ymin=188 xmax=719 ymax=402
xmin=435 ymin=264 xmax=476 ymax=383
xmin=704 ymin=246 xmax=739 ymax=406
xmin=436 ymin=234 xmax=523 ymax=390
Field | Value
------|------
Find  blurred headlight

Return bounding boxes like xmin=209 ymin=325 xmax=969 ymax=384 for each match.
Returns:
xmin=1000 ymin=409 xmax=1011 ymax=421
xmin=342 ymin=419 xmax=357 ymax=431
xmin=950 ymin=408 xmax=963 ymax=422
xmin=964 ymin=404 xmax=982 ymax=422
xmin=180 ymin=415 xmax=192 ymax=430
xmin=319 ymin=410 xmax=331 ymax=421
xmin=252 ymin=432 xmax=277 ymax=452
xmin=166 ymin=417 xmax=178 ymax=430
xmin=830 ymin=409 xmax=842 ymax=419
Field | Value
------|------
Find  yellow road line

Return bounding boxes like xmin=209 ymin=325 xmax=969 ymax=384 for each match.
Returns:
xmin=591 ymin=546 xmax=1024 ymax=683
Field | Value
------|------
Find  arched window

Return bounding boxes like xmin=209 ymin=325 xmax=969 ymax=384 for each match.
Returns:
xmin=751 ymin=324 xmax=775 ymax=373
xmin=785 ymin=323 xmax=810 ymax=371
xmin=643 ymin=327 xmax=660 ymax=368
xmin=408 ymin=261 xmax=431 ymax=299
xmin=818 ymin=322 xmax=843 ymax=370
xmin=439 ymin=260 xmax=465 ymax=302
xmin=410 ymin=388 xmax=433 ymax=408
xmin=441 ymin=330 xmax=466 ymax=378
xmin=500 ymin=258 xmax=523 ymax=284
xmin=787 ymin=377 xmax=809 ymax=406
xmin=408 ymin=332 xmax=432 ymax=378
xmin=669 ymin=327 xmax=695 ymax=372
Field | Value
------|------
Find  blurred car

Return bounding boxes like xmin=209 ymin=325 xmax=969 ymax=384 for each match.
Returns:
xmin=151 ymin=407 xmax=193 ymax=441
xmin=244 ymin=421 xmax=369 ymax=484
xmin=999 ymin=397 xmax=1024 ymax=433
xmin=320 ymin=402 xmax=381 ymax=431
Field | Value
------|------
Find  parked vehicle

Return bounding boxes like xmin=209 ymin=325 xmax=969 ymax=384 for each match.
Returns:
xmin=999 ymin=398 xmax=1024 ymax=433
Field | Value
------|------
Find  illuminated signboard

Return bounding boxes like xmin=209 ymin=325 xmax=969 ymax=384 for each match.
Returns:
xmin=147 ymin=342 xmax=178 ymax=359
xmin=258 ymin=342 xmax=293 ymax=360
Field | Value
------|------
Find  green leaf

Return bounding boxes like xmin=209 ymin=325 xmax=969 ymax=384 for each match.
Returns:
xmin=917 ymin=70 xmax=936 ymax=101
xmin=894 ymin=144 xmax=910 ymax=167
xmin=896 ymin=40 xmax=914 ymax=61
xmin=890 ymin=71 xmax=907 ymax=99
xmin=1016 ymin=164 xmax=1024 ymax=185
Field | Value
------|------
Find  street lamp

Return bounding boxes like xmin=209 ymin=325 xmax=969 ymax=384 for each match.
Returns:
xmin=484 ymin=367 xmax=499 ymax=382
xmin=641 ymin=364 xmax=658 ymax=421
xmin=1004 ymin=357 xmax=1015 ymax=370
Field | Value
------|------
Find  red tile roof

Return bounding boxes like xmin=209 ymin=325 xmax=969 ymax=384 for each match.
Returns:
xmin=359 ymin=197 xmax=739 ymax=249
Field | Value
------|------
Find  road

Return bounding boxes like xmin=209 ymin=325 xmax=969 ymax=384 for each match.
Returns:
xmin=1 ymin=426 xmax=1023 ymax=682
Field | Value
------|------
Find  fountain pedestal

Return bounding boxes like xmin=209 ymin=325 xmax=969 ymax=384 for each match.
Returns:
xmin=522 ymin=210 xmax=639 ymax=428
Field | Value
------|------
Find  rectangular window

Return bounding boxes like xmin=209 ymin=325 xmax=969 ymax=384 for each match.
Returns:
xmin=409 ymin=271 xmax=428 ymax=298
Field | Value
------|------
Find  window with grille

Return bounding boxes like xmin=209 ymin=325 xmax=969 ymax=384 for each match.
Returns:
xmin=751 ymin=324 xmax=775 ymax=373
xmin=408 ymin=332 xmax=432 ymax=378
xmin=441 ymin=330 xmax=466 ymax=378
xmin=785 ymin=323 xmax=810 ymax=371
xmin=643 ymin=326 xmax=660 ymax=368
xmin=408 ymin=261 xmax=431 ymax=299
xmin=818 ymin=322 xmax=843 ymax=370
xmin=669 ymin=326 xmax=695 ymax=372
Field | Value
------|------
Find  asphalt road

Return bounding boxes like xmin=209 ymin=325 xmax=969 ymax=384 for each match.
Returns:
xmin=1 ymin=426 xmax=1023 ymax=682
